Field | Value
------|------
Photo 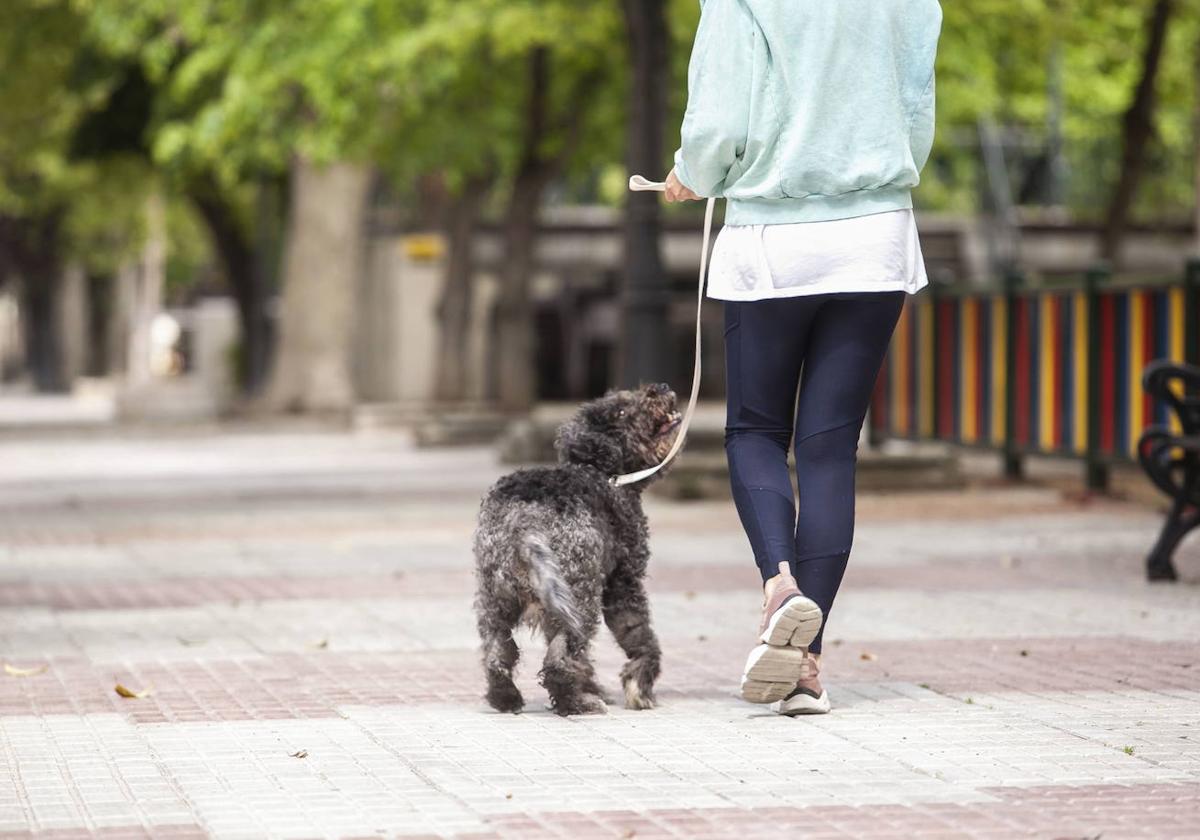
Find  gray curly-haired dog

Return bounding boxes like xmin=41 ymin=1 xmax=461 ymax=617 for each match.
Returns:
xmin=473 ymin=383 xmax=680 ymax=716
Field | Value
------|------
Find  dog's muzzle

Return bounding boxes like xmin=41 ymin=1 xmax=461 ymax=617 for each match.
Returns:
xmin=656 ymin=410 xmax=682 ymax=438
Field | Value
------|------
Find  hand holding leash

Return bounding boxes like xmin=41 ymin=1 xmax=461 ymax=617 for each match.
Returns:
xmin=629 ymin=172 xmax=703 ymax=203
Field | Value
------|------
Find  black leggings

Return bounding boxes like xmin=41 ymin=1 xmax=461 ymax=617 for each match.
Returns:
xmin=723 ymin=292 xmax=905 ymax=654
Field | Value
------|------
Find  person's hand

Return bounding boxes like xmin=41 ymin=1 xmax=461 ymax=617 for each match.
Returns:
xmin=664 ymin=169 xmax=702 ymax=203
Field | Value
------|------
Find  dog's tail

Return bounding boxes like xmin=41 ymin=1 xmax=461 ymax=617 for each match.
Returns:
xmin=521 ymin=534 xmax=583 ymax=638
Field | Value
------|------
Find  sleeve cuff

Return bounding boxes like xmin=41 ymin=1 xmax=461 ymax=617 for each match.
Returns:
xmin=672 ymin=150 xmax=702 ymax=196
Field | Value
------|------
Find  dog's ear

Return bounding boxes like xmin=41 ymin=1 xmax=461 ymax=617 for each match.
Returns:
xmin=554 ymin=412 xmax=623 ymax=472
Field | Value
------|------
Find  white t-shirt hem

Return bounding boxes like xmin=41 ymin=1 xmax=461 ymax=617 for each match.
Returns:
xmin=704 ymin=209 xmax=929 ymax=303
xmin=707 ymin=276 xmax=928 ymax=302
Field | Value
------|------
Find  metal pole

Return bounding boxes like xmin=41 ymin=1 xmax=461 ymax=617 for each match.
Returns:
xmin=619 ymin=0 xmax=673 ymax=389
xmin=1003 ymin=268 xmax=1024 ymax=479
xmin=1085 ymin=266 xmax=1110 ymax=492
xmin=1185 ymin=258 xmax=1200 ymax=369
xmin=929 ymin=279 xmax=942 ymax=447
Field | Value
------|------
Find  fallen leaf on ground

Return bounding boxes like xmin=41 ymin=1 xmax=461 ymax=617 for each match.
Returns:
xmin=177 ymin=637 xmax=208 ymax=647
xmin=4 ymin=663 xmax=48 ymax=677
xmin=114 ymin=683 xmax=153 ymax=699
xmin=684 ymin=591 xmax=696 ymax=600
xmin=860 ymin=652 xmax=877 ymax=661
xmin=289 ymin=749 xmax=308 ymax=759
xmin=504 ymin=792 xmax=513 ymax=800
xmin=308 ymin=639 xmax=329 ymax=650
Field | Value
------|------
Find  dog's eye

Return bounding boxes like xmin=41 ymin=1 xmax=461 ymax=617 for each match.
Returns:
xmin=618 ymin=410 xmax=626 ymax=418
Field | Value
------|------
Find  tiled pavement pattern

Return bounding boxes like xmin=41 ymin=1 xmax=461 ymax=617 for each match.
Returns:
xmin=1 ymin=432 xmax=1199 ymax=839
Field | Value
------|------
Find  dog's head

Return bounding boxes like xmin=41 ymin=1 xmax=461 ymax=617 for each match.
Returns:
xmin=554 ymin=383 xmax=681 ymax=480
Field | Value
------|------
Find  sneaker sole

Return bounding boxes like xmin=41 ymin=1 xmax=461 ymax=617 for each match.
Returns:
xmin=759 ymin=595 xmax=823 ymax=648
xmin=740 ymin=644 xmax=807 ymax=704
xmin=774 ymin=690 xmax=831 ymax=716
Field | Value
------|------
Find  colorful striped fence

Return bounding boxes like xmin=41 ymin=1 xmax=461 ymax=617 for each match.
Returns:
xmin=870 ymin=262 xmax=1200 ymax=484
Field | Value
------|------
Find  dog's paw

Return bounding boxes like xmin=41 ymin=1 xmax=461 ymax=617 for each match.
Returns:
xmin=576 ymin=693 xmax=609 ymax=715
xmin=623 ymin=679 xmax=656 ymax=710
xmin=582 ymin=681 xmax=613 ymax=705
xmin=554 ymin=692 xmax=608 ymax=716
xmin=486 ymin=685 xmax=525 ymax=714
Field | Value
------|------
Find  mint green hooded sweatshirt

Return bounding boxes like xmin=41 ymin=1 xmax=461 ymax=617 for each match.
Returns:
xmin=674 ymin=0 xmax=943 ymax=226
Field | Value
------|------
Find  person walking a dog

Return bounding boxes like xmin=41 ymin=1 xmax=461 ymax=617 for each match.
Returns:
xmin=665 ymin=0 xmax=943 ymax=715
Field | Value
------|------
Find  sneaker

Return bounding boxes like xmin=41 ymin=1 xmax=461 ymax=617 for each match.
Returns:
xmin=773 ymin=654 xmax=831 ymax=715
xmin=757 ymin=581 xmax=822 ymax=648
xmin=740 ymin=582 xmax=824 ymax=705
xmin=741 ymin=643 xmax=808 ymax=703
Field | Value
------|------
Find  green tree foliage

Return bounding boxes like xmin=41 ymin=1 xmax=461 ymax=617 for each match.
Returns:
xmin=930 ymin=0 xmax=1198 ymax=219
xmin=1 ymin=1 xmax=165 ymax=389
xmin=3 ymin=0 xmax=1199 ymax=396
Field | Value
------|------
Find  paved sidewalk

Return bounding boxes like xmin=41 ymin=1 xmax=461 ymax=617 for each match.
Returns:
xmin=1 ymin=431 xmax=1198 ymax=839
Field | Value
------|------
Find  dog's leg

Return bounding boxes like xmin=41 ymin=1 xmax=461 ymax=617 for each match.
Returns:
xmin=580 ymin=664 xmax=612 ymax=705
xmin=603 ymin=572 xmax=661 ymax=710
xmin=540 ymin=629 xmax=606 ymax=716
xmin=478 ymin=605 xmax=524 ymax=714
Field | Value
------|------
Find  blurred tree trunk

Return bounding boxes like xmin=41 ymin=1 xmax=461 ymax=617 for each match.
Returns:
xmin=85 ymin=272 xmax=114 ymax=377
xmin=620 ymin=0 xmax=671 ymax=388
xmin=496 ymin=48 xmax=554 ymax=413
xmin=189 ymin=174 xmax=279 ymax=396
xmin=265 ymin=158 xmax=371 ymax=414
xmin=0 ymin=211 xmax=67 ymax=392
xmin=494 ymin=50 xmax=598 ymax=412
xmin=21 ymin=270 xmax=65 ymax=392
xmin=435 ymin=173 xmax=491 ymax=404
xmin=1102 ymin=0 xmax=1173 ymax=265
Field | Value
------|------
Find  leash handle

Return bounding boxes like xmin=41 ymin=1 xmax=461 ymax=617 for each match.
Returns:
xmin=612 ymin=176 xmax=716 ymax=487
xmin=628 ymin=175 xmax=667 ymax=192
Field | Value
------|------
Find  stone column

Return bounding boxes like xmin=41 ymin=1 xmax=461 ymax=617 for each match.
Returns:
xmin=125 ymin=192 xmax=167 ymax=390
xmin=58 ymin=264 xmax=87 ymax=387
xmin=0 ymin=286 xmax=21 ymax=382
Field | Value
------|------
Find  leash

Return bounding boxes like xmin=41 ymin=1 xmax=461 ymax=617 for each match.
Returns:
xmin=611 ymin=176 xmax=717 ymax=487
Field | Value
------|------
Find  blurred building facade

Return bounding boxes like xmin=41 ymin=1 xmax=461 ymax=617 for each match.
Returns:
xmin=5 ymin=205 xmax=1198 ymax=425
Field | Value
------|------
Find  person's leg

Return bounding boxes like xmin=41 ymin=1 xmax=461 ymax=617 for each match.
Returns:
xmin=726 ymin=296 xmax=828 ymax=705
xmin=791 ymin=292 xmax=905 ymax=656
xmin=723 ymin=297 xmax=817 ymax=586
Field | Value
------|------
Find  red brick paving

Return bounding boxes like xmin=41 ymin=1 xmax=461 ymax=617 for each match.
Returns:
xmin=0 ymin=828 xmax=205 ymax=839
xmin=3 ymin=636 xmax=1198 ymax=726
xmin=822 ymin=636 xmax=1200 ymax=693
xmin=0 ymin=563 xmax=1058 ymax=612
xmin=480 ymin=782 xmax=1200 ymax=838
xmin=0 ymin=572 xmax=472 ymax=610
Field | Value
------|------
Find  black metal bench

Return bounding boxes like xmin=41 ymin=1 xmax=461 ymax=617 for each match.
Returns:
xmin=1137 ymin=360 xmax=1200 ymax=581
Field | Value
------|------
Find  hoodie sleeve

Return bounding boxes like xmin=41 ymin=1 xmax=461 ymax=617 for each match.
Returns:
xmin=673 ymin=0 xmax=754 ymax=197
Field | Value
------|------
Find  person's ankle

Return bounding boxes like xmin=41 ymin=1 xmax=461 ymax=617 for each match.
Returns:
xmin=763 ymin=562 xmax=796 ymax=600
